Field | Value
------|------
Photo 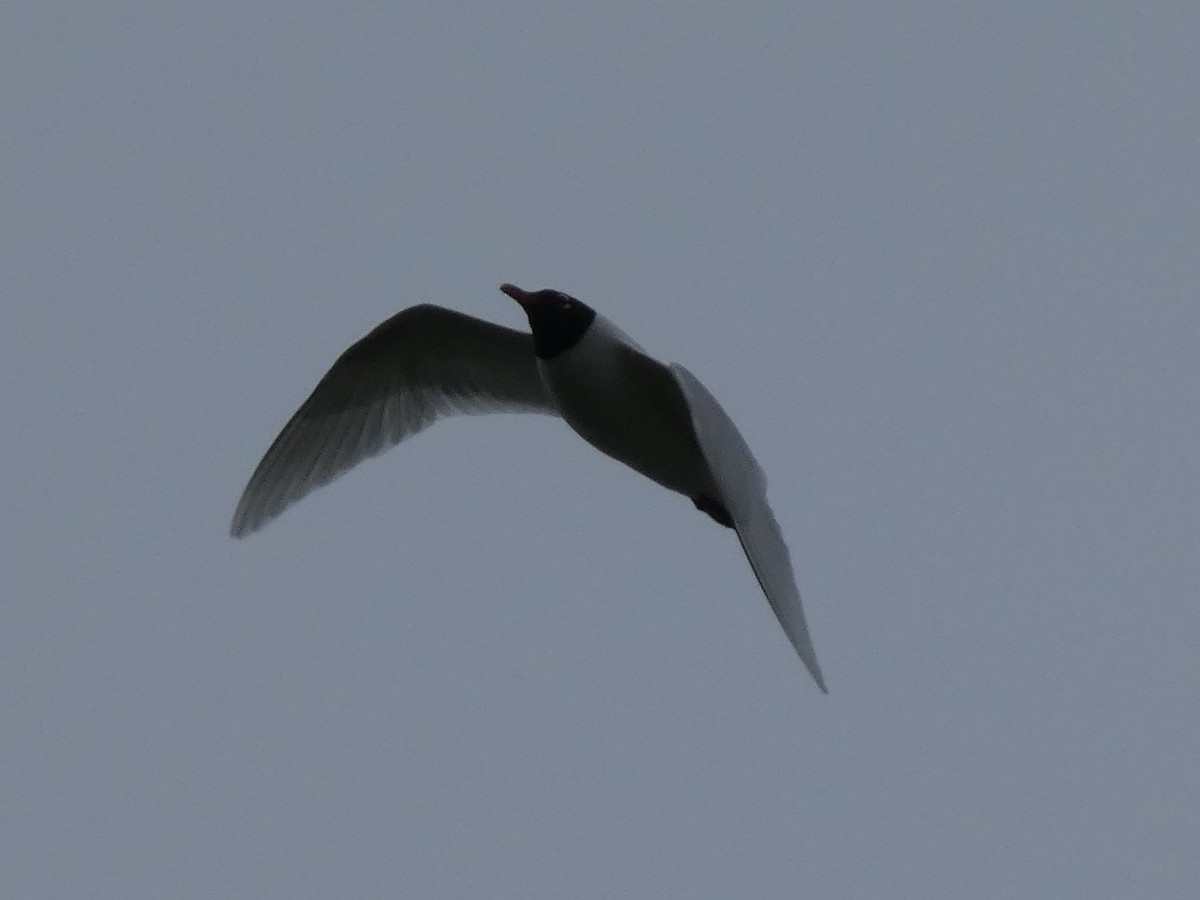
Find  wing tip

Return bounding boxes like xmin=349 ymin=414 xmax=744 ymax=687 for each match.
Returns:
xmin=794 ymin=638 xmax=828 ymax=693
xmin=810 ymin=664 xmax=830 ymax=694
xmin=229 ymin=503 xmax=268 ymax=539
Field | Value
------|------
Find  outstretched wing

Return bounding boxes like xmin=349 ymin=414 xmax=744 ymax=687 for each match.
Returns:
xmin=231 ymin=305 xmax=555 ymax=537
xmin=670 ymin=364 xmax=827 ymax=693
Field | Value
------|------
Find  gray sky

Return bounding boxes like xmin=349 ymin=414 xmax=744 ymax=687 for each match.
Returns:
xmin=4 ymin=3 xmax=1198 ymax=897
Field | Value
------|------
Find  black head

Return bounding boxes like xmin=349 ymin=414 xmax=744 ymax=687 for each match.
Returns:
xmin=500 ymin=283 xmax=597 ymax=359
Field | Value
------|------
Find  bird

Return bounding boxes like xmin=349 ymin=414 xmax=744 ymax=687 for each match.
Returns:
xmin=231 ymin=284 xmax=827 ymax=692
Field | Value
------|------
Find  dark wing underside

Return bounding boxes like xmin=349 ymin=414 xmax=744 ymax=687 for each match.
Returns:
xmin=231 ymin=305 xmax=555 ymax=537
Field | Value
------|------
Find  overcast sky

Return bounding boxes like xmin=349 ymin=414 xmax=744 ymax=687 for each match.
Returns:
xmin=4 ymin=3 xmax=1198 ymax=897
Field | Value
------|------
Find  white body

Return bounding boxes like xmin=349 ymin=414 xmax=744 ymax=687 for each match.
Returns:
xmin=540 ymin=315 xmax=717 ymax=501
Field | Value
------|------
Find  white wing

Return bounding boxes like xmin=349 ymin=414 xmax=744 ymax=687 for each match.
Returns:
xmin=670 ymin=364 xmax=827 ymax=693
xmin=231 ymin=305 xmax=555 ymax=537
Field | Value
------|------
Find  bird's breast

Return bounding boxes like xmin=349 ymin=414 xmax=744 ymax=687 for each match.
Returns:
xmin=539 ymin=325 xmax=714 ymax=499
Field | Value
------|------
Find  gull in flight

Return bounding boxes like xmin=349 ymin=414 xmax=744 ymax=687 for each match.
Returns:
xmin=232 ymin=284 xmax=827 ymax=692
